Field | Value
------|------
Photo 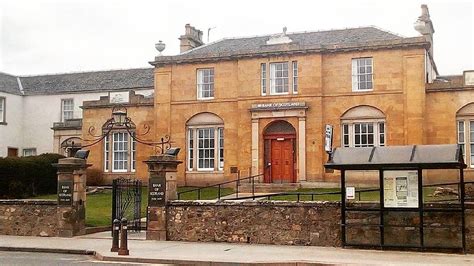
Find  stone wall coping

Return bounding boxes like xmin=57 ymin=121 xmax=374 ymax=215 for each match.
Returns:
xmin=168 ymin=200 xmax=341 ymax=207
xmin=168 ymin=200 xmax=474 ymax=209
xmin=0 ymin=199 xmax=57 ymax=206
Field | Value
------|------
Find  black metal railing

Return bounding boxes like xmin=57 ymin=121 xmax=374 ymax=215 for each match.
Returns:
xmin=177 ymin=173 xmax=263 ymax=200
xmin=223 ymin=181 xmax=474 ymax=202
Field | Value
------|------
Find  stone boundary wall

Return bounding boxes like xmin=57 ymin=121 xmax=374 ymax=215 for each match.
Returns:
xmin=167 ymin=201 xmax=341 ymax=246
xmin=0 ymin=199 xmax=58 ymax=237
xmin=167 ymin=201 xmax=474 ymax=252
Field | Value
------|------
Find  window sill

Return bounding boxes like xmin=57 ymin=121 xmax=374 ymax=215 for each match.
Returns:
xmin=186 ymin=170 xmax=224 ymax=174
xmin=269 ymin=92 xmax=290 ymax=96
xmin=197 ymin=97 xmax=215 ymax=101
xmin=0 ymin=122 xmax=7 ymax=125
xmin=351 ymin=89 xmax=374 ymax=93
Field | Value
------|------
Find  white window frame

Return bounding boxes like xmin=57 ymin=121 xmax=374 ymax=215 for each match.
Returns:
xmin=352 ymin=57 xmax=373 ymax=92
xmin=197 ymin=127 xmax=215 ymax=171
xmin=112 ymin=132 xmax=128 ymax=173
xmin=261 ymin=63 xmax=267 ymax=96
xmin=61 ymin=98 xmax=74 ymax=122
xmin=292 ymin=61 xmax=298 ymax=94
xmin=22 ymin=148 xmax=36 ymax=157
xmin=187 ymin=126 xmax=224 ymax=172
xmin=456 ymin=119 xmax=474 ymax=168
xmin=197 ymin=68 xmax=214 ymax=100
xmin=0 ymin=97 xmax=5 ymax=123
xmin=104 ymin=135 xmax=110 ymax=172
xmin=187 ymin=128 xmax=194 ymax=171
xmin=342 ymin=120 xmax=385 ymax=147
xmin=269 ymin=62 xmax=289 ymax=95
xmin=131 ymin=133 xmax=136 ymax=172
xmin=218 ymin=127 xmax=224 ymax=171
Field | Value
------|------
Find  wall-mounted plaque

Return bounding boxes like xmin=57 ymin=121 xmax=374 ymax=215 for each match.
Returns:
xmin=109 ymin=91 xmax=130 ymax=104
xmin=58 ymin=181 xmax=73 ymax=206
xmin=250 ymin=102 xmax=306 ymax=111
xmin=148 ymin=177 xmax=166 ymax=207
xmin=383 ymin=170 xmax=418 ymax=208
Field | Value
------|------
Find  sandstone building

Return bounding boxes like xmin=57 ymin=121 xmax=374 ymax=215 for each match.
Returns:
xmin=143 ymin=5 xmax=473 ymax=186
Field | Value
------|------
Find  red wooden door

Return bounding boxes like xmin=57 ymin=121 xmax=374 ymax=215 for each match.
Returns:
xmin=270 ymin=139 xmax=294 ymax=183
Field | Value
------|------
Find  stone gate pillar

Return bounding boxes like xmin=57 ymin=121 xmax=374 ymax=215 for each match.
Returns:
xmin=145 ymin=154 xmax=182 ymax=240
xmin=54 ymin=157 xmax=90 ymax=237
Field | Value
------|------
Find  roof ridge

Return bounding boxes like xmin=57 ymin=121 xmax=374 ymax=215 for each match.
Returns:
xmin=0 ymin=71 xmax=18 ymax=78
xmin=177 ymin=26 xmax=406 ymax=56
xmin=220 ymin=25 xmax=405 ymax=41
xmin=18 ymin=67 xmax=153 ymax=78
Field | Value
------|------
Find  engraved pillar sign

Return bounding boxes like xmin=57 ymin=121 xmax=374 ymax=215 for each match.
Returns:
xmin=148 ymin=177 xmax=166 ymax=207
xmin=58 ymin=181 xmax=73 ymax=206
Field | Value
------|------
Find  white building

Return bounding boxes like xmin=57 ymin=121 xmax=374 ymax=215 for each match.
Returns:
xmin=0 ymin=68 xmax=153 ymax=157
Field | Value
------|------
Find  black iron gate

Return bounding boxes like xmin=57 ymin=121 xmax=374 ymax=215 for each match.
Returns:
xmin=112 ymin=178 xmax=142 ymax=232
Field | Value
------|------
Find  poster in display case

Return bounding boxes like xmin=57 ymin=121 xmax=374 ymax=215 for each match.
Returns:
xmin=383 ymin=170 xmax=419 ymax=208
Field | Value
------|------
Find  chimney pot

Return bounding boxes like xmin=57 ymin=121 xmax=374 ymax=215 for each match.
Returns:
xmin=179 ymin=24 xmax=204 ymax=53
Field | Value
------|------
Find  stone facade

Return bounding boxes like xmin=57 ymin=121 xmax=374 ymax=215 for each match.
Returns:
xmin=82 ymin=91 xmax=155 ymax=184
xmin=0 ymin=200 xmax=58 ymax=237
xmin=154 ymin=48 xmax=443 ymax=186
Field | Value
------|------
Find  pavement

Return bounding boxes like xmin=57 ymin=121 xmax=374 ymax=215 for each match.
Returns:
xmin=1 ymin=232 xmax=474 ymax=265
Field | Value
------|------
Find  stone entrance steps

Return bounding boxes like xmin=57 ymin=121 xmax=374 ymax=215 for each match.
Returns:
xmin=237 ymin=182 xmax=302 ymax=193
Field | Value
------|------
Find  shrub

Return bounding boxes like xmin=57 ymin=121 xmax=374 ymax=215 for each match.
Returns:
xmin=86 ymin=168 xmax=104 ymax=186
xmin=0 ymin=153 xmax=65 ymax=199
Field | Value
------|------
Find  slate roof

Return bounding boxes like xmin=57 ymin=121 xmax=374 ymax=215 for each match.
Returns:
xmin=0 ymin=72 xmax=22 ymax=95
xmin=20 ymin=68 xmax=154 ymax=95
xmin=152 ymin=27 xmax=427 ymax=65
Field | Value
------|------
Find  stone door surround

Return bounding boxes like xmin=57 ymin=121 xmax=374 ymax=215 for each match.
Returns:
xmin=249 ymin=102 xmax=308 ymax=182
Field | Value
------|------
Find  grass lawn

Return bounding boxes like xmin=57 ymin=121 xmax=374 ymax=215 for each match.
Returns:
xmin=267 ymin=187 xmax=459 ymax=202
xmin=177 ymin=186 xmax=234 ymax=200
xmin=33 ymin=186 xmax=232 ymax=227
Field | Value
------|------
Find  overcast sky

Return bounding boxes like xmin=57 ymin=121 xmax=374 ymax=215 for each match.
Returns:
xmin=0 ymin=0 xmax=472 ymax=76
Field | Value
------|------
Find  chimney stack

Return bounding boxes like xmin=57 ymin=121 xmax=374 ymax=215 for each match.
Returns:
xmin=179 ymin=24 xmax=204 ymax=53
xmin=414 ymin=4 xmax=435 ymax=57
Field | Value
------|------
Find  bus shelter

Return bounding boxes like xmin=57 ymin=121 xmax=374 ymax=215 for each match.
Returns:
xmin=324 ymin=144 xmax=467 ymax=252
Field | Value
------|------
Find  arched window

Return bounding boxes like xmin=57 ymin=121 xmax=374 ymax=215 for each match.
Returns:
xmin=341 ymin=105 xmax=386 ymax=147
xmin=456 ymin=103 xmax=474 ymax=167
xmin=186 ymin=112 xmax=224 ymax=171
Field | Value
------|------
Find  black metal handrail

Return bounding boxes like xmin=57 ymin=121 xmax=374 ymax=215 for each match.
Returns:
xmin=177 ymin=173 xmax=264 ymax=200
xmin=223 ymin=181 xmax=474 ymax=202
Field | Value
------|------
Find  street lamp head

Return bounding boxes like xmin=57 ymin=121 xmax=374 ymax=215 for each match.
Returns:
xmin=112 ymin=106 xmax=127 ymax=126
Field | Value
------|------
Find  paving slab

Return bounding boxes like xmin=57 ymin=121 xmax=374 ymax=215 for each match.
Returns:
xmin=1 ymin=234 xmax=474 ymax=265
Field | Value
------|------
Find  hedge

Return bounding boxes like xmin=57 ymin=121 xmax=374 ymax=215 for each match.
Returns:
xmin=0 ymin=153 xmax=65 ymax=199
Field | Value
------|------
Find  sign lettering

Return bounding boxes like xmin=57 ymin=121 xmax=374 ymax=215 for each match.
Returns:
xmin=324 ymin=124 xmax=333 ymax=153
xmin=57 ymin=181 xmax=73 ymax=206
xmin=148 ymin=177 xmax=166 ymax=207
